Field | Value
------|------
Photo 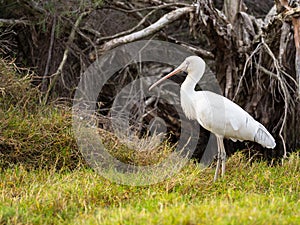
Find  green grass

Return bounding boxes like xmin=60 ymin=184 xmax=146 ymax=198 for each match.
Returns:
xmin=0 ymin=58 xmax=83 ymax=170
xmin=1 ymin=58 xmax=300 ymax=224
xmin=0 ymin=152 xmax=299 ymax=225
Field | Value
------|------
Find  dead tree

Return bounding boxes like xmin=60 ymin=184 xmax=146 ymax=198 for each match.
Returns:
xmin=1 ymin=0 xmax=299 ymax=158
xmin=191 ymin=0 xmax=300 ymax=157
xmin=87 ymin=0 xmax=298 ymax=158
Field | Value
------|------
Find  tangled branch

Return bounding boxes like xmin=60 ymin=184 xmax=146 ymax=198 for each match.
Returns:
xmin=43 ymin=11 xmax=90 ymax=104
xmin=98 ymin=6 xmax=194 ymax=52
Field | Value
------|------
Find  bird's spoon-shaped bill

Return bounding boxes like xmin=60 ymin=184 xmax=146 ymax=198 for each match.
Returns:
xmin=148 ymin=67 xmax=183 ymax=91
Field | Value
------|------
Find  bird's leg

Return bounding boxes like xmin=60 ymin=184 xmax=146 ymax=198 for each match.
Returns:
xmin=213 ymin=137 xmax=222 ymax=182
xmin=220 ymin=138 xmax=226 ymax=177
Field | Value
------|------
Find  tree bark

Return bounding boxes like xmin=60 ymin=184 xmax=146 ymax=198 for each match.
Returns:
xmin=1 ymin=0 xmax=299 ymax=158
xmin=99 ymin=6 xmax=194 ymax=52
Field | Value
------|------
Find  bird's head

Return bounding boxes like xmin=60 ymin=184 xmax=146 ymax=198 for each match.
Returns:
xmin=149 ymin=56 xmax=205 ymax=91
xmin=182 ymin=56 xmax=205 ymax=75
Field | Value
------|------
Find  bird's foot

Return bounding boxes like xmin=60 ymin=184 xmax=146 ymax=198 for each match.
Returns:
xmin=220 ymin=151 xmax=226 ymax=177
xmin=213 ymin=155 xmax=221 ymax=182
xmin=214 ymin=151 xmax=227 ymax=182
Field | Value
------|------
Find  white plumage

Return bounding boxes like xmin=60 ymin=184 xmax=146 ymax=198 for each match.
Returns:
xmin=149 ymin=56 xmax=276 ymax=181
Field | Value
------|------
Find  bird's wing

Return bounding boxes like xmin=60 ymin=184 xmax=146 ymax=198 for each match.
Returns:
xmin=228 ymin=116 xmax=240 ymax=131
xmin=202 ymin=91 xmax=244 ymax=131
xmin=194 ymin=91 xmax=275 ymax=148
xmin=199 ymin=91 xmax=255 ymax=139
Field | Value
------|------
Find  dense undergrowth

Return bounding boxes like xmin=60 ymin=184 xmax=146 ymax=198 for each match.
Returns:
xmin=0 ymin=59 xmax=300 ymax=224
xmin=0 ymin=58 xmax=174 ymax=170
xmin=0 ymin=59 xmax=82 ymax=170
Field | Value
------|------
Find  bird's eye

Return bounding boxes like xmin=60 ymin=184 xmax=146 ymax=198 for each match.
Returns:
xmin=185 ymin=62 xmax=190 ymax=71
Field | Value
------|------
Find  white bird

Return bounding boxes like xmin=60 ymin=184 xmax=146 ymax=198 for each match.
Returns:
xmin=149 ymin=56 xmax=276 ymax=181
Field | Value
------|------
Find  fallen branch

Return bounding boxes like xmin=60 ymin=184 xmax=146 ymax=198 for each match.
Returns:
xmin=95 ymin=7 xmax=160 ymax=42
xmin=98 ymin=6 xmax=194 ymax=53
xmin=0 ymin=18 xmax=31 ymax=25
xmin=92 ymin=2 xmax=191 ymax=43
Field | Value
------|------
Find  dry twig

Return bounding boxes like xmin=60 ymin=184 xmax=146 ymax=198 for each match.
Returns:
xmin=41 ymin=16 xmax=57 ymax=93
xmin=43 ymin=11 xmax=90 ymax=104
xmin=235 ymin=38 xmax=294 ymax=158
xmin=0 ymin=18 xmax=31 ymax=25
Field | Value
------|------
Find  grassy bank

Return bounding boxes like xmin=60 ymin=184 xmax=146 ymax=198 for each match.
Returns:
xmin=0 ymin=152 xmax=299 ymax=225
xmin=1 ymin=59 xmax=300 ymax=224
xmin=0 ymin=59 xmax=82 ymax=170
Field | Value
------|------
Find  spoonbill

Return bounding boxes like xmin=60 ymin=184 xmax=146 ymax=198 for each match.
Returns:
xmin=149 ymin=56 xmax=276 ymax=181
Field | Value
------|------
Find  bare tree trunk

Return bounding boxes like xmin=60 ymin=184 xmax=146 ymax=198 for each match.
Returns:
xmin=223 ymin=0 xmax=244 ymax=24
xmin=193 ymin=0 xmax=299 ymax=157
xmin=1 ymin=0 xmax=299 ymax=158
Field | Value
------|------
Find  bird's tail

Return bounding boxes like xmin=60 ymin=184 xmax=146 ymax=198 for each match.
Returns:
xmin=254 ymin=124 xmax=276 ymax=149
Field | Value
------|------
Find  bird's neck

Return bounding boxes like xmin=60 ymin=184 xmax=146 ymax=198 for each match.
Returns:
xmin=180 ymin=75 xmax=198 ymax=120
xmin=181 ymin=75 xmax=198 ymax=93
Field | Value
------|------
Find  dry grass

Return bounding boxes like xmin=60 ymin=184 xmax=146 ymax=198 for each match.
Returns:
xmin=98 ymin=128 xmax=175 ymax=166
xmin=1 ymin=58 xmax=300 ymax=224
xmin=0 ymin=58 xmax=176 ymax=170
xmin=0 ymin=59 xmax=82 ymax=170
